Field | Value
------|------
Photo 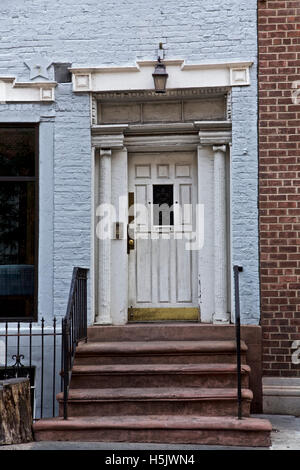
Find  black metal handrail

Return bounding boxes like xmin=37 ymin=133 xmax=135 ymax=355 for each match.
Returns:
xmin=233 ymin=265 xmax=243 ymax=420
xmin=62 ymin=267 xmax=88 ymax=420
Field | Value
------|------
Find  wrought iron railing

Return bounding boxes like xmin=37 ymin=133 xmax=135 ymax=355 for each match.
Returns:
xmin=61 ymin=267 xmax=88 ymax=420
xmin=233 ymin=264 xmax=243 ymax=420
xmin=0 ymin=267 xmax=88 ymax=421
xmin=0 ymin=317 xmax=61 ymax=420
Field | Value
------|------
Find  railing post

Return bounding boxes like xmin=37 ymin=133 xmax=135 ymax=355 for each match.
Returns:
xmin=83 ymin=271 xmax=88 ymax=342
xmin=233 ymin=265 xmax=243 ymax=420
xmin=62 ymin=318 xmax=69 ymax=420
xmin=40 ymin=317 xmax=45 ymax=419
xmin=4 ymin=322 xmax=8 ymax=379
xmin=52 ymin=317 xmax=57 ymax=417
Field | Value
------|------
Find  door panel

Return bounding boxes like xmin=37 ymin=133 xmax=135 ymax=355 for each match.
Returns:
xmin=128 ymin=152 xmax=199 ymax=321
xmin=136 ymin=237 xmax=152 ymax=303
xmin=176 ymin=238 xmax=193 ymax=303
xmin=158 ymin=237 xmax=171 ymax=303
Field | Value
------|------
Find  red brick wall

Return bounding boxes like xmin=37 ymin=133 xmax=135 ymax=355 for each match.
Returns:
xmin=258 ymin=0 xmax=300 ymax=377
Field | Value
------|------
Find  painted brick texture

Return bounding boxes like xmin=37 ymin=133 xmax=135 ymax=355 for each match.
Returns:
xmin=0 ymin=0 xmax=259 ymax=324
xmin=259 ymin=0 xmax=300 ymax=377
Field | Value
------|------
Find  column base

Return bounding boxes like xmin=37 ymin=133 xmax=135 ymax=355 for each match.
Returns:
xmin=94 ymin=314 xmax=112 ymax=325
xmin=212 ymin=312 xmax=231 ymax=324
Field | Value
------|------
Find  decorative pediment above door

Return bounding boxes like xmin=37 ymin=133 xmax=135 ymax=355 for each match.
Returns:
xmin=0 ymin=77 xmax=56 ymax=103
xmin=70 ymin=59 xmax=253 ymax=93
xmin=90 ymin=87 xmax=233 ymax=136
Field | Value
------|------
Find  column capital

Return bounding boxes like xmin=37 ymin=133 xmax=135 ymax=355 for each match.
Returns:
xmin=198 ymin=127 xmax=231 ymax=146
xmin=91 ymin=125 xmax=127 ymax=149
xmin=100 ymin=148 xmax=112 ymax=157
xmin=212 ymin=144 xmax=227 ymax=154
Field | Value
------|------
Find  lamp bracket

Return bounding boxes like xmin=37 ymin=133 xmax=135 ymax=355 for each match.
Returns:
xmin=157 ymin=43 xmax=165 ymax=61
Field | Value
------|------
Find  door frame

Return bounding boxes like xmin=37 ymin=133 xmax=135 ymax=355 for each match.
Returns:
xmin=92 ymin=112 xmax=232 ymax=325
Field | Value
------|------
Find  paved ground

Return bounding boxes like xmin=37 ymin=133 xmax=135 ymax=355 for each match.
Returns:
xmin=0 ymin=415 xmax=299 ymax=451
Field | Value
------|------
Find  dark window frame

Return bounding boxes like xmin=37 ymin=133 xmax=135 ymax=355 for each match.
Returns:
xmin=152 ymin=183 xmax=174 ymax=227
xmin=0 ymin=123 xmax=39 ymax=322
xmin=53 ymin=63 xmax=72 ymax=83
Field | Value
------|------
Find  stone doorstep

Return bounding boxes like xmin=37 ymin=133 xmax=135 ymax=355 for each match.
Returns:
xmin=74 ymin=340 xmax=248 ymax=367
xmin=57 ymin=386 xmax=253 ymax=402
xmin=75 ymin=340 xmax=248 ymax=355
xmin=87 ymin=324 xmax=261 ymax=343
xmin=56 ymin=387 xmax=253 ymax=417
xmin=71 ymin=363 xmax=250 ymax=384
xmin=70 ymin=363 xmax=250 ymax=392
xmin=33 ymin=415 xmax=272 ymax=432
xmin=33 ymin=415 xmax=272 ymax=447
xmin=71 ymin=363 xmax=251 ymax=375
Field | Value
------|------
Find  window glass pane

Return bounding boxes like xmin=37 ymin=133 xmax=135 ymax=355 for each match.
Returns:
xmin=0 ymin=128 xmax=35 ymax=177
xmin=153 ymin=184 xmax=174 ymax=226
xmin=0 ymin=182 xmax=35 ymax=318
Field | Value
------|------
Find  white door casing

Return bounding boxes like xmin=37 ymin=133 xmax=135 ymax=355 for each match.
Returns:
xmin=93 ymin=122 xmax=231 ymax=325
xmin=128 ymin=152 xmax=198 ymax=311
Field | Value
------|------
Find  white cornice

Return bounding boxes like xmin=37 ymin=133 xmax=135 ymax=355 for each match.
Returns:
xmin=70 ymin=59 xmax=253 ymax=93
xmin=70 ymin=59 xmax=253 ymax=73
xmin=91 ymin=120 xmax=232 ymax=151
xmin=92 ymin=121 xmax=231 ymax=136
xmin=0 ymin=76 xmax=57 ymax=103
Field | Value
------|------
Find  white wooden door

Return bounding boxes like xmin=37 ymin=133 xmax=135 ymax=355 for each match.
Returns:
xmin=128 ymin=152 xmax=199 ymax=320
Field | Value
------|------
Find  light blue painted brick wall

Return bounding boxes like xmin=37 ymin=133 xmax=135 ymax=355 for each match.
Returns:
xmin=0 ymin=0 xmax=259 ymax=324
xmin=53 ymin=85 xmax=91 ymax=322
xmin=232 ymin=68 xmax=259 ymax=325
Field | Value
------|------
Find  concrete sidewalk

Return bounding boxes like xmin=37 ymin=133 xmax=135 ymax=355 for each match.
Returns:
xmin=0 ymin=415 xmax=299 ymax=450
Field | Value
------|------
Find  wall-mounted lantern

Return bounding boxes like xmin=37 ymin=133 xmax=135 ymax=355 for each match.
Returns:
xmin=152 ymin=44 xmax=168 ymax=93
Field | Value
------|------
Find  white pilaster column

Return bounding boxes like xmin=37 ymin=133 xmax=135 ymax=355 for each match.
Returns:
xmin=213 ymin=145 xmax=229 ymax=323
xmin=96 ymin=148 xmax=112 ymax=324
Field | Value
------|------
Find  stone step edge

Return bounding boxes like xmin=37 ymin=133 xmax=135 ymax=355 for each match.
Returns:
xmin=56 ymin=387 xmax=253 ymax=402
xmin=86 ymin=324 xmax=258 ymax=343
xmin=72 ymin=363 xmax=251 ymax=375
xmin=76 ymin=340 xmax=248 ymax=355
xmin=34 ymin=415 xmax=272 ymax=433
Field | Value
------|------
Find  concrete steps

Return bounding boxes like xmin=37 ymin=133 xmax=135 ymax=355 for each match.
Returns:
xmin=57 ymin=387 xmax=253 ymax=417
xmin=70 ymin=363 xmax=250 ymax=389
xmin=34 ymin=415 xmax=272 ymax=447
xmin=33 ymin=324 xmax=272 ymax=447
